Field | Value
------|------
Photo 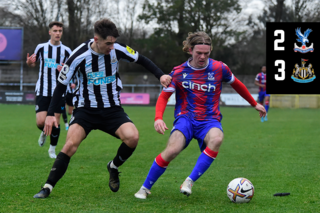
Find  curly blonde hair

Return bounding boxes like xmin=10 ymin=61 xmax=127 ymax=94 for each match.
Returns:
xmin=182 ymin=32 xmax=212 ymax=54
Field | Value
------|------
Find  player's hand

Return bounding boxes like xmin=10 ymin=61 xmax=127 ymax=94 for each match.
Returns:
xmin=160 ymin=75 xmax=172 ymax=88
xmin=26 ymin=53 xmax=36 ymax=66
xmin=44 ymin=116 xmax=58 ymax=136
xmin=57 ymin=63 xmax=64 ymax=72
xmin=254 ymin=103 xmax=267 ymax=118
xmin=70 ymin=83 xmax=76 ymax=89
xmin=154 ymin=119 xmax=168 ymax=135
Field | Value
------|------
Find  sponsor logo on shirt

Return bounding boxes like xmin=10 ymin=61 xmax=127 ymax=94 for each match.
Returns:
xmin=44 ymin=58 xmax=58 ymax=68
xmin=87 ymin=71 xmax=116 ymax=85
xmin=182 ymin=81 xmax=216 ymax=92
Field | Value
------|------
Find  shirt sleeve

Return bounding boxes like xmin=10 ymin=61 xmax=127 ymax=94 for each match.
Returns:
xmin=163 ymin=70 xmax=176 ymax=92
xmin=255 ymin=74 xmax=260 ymax=81
xmin=66 ymin=48 xmax=72 ymax=61
xmin=34 ymin=44 xmax=42 ymax=62
xmin=57 ymin=58 xmax=79 ymax=86
xmin=115 ymin=43 xmax=139 ymax=63
xmin=222 ymin=62 xmax=235 ymax=84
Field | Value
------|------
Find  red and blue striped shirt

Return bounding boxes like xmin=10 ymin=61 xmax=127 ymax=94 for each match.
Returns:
xmin=163 ymin=58 xmax=234 ymax=121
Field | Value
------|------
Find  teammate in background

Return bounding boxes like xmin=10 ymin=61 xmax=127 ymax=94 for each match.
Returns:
xmin=134 ymin=32 xmax=266 ymax=199
xmin=255 ymin=65 xmax=269 ymax=122
xmin=26 ymin=21 xmax=72 ymax=158
xmin=33 ymin=18 xmax=172 ymax=198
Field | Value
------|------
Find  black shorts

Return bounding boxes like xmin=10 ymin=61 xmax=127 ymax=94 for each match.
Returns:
xmin=66 ymin=93 xmax=74 ymax=107
xmin=35 ymin=95 xmax=64 ymax=114
xmin=69 ymin=106 xmax=133 ymax=138
xmin=60 ymin=96 xmax=66 ymax=113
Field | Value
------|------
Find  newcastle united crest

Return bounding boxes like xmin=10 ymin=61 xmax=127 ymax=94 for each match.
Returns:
xmin=291 ymin=59 xmax=316 ymax=83
xmin=294 ymin=28 xmax=314 ymax=53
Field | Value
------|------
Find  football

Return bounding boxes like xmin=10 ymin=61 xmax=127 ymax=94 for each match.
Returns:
xmin=227 ymin=177 xmax=254 ymax=203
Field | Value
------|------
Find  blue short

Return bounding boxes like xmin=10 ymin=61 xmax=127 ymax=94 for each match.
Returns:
xmin=170 ymin=115 xmax=223 ymax=152
xmin=258 ymin=91 xmax=270 ymax=103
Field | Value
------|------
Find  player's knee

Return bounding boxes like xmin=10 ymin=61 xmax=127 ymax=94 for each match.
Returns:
xmin=62 ymin=140 xmax=78 ymax=157
xmin=163 ymin=147 xmax=180 ymax=160
xmin=214 ymin=136 xmax=223 ymax=146
xmin=208 ymin=136 xmax=223 ymax=150
xmin=122 ymin=131 xmax=139 ymax=148
xmin=36 ymin=121 xmax=44 ymax=129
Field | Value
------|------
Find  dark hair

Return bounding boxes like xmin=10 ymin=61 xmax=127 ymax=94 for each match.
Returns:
xmin=49 ymin=21 xmax=63 ymax=29
xmin=94 ymin=19 xmax=119 ymax=39
xmin=182 ymin=32 xmax=212 ymax=54
xmin=260 ymin=65 xmax=266 ymax=69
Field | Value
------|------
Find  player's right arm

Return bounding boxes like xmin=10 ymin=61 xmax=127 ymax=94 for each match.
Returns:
xmin=154 ymin=91 xmax=173 ymax=135
xmin=26 ymin=45 xmax=41 ymax=68
xmin=44 ymin=59 xmax=79 ymax=136
xmin=26 ymin=53 xmax=36 ymax=67
xmin=154 ymin=71 xmax=176 ymax=134
xmin=254 ymin=74 xmax=264 ymax=88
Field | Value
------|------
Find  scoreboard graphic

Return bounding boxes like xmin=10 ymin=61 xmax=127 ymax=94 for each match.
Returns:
xmin=266 ymin=22 xmax=320 ymax=94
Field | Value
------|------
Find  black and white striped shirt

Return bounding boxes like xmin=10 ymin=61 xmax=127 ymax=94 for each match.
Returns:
xmin=66 ymin=76 xmax=78 ymax=94
xmin=58 ymin=39 xmax=138 ymax=108
xmin=34 ymin=40 xmax=72 ymax=97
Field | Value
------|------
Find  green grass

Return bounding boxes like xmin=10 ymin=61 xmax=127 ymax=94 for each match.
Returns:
xmin=0 ymin=104 xmax=319 ymax=212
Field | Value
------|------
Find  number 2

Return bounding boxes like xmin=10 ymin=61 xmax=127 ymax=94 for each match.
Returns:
xmin=274 ymin=30 xmax=285 ymax=51
xmin=275 ymin=60 xmax=285 ymax=81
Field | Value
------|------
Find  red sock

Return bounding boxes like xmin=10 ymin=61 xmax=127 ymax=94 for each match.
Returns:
xmin=155 ymin=154 xmax=170 ymax=168
xmin=203 ymin=147 xmax=218 ymax=159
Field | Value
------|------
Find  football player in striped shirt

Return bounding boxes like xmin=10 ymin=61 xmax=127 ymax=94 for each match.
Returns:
xmin=33 ymin=18 xmax=172 ymax=198
xmin=65 ymin=76 xmax=77 ymax=116
xmin=255 ymin=66 xmax=269 ymax=122
xmin=26 ymin=21 xmax=72 ymax=158
xmin=134 ymin=32 xmax=266 ymax=199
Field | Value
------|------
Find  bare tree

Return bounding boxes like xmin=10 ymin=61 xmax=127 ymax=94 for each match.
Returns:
xmin=275 ymin=0 xmax=285 ymax=22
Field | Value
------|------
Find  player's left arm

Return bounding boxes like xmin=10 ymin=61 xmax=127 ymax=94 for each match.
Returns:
xmin=231 ymin=77 xmax=266 ymax=117
xmin=136 ymin=54 xmax=171 ymax=88
xmin=115 ymin=43 xmax=171 ymax=87
xmin=222 ymin=63 xmax=266 ymax=117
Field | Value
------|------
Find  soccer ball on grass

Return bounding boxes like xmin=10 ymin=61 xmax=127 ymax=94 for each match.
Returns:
xmin=227 ymin=177 xmax=254 ymax=203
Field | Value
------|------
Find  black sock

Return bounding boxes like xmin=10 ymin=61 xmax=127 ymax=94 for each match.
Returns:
xmin=37 ymin=126 xmax=44 ymax=131
xmin=62 ymin=108 xmax=68 ymax=123
xmin=46 ymin=152 xmax=70 ymax=187
xmin=113 ymin=142 xmax=136 ymax=167
xmin=50 ymin=125 xmax=60 ymax=146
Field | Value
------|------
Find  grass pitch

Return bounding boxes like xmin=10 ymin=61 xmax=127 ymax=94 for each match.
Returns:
xmin=0 ymin=104 xmax=319 ymax=212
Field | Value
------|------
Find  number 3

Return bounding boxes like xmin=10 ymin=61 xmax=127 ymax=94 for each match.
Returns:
xmin=275 ymin=60 xmax=285 ymax=81
xmin=274 ymin=30 xmax=285 ymax=51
